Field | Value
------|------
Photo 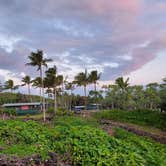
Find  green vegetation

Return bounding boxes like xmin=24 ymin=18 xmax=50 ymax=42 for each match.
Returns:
xmin=0 ymin=92 xmax=41 ymax=104
xmin=114 ymin=128 xmax=166 ymax=166
xmin=0 ymin=116 xmax=166 ymax=165
xmin=94 ymin=109 xmax=166 ymax=130
xmin=0 ymin=108 xmax=16 ymax=116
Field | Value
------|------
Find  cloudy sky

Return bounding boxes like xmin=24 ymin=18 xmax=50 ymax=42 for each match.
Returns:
xmin=0 ymin=0 xmax=166 ymax=93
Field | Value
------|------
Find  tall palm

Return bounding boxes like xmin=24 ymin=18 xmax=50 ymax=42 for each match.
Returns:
xmin=4 ymin=79 xmax=19 ymax=92
xmin=115 ymin=77 xmax=130 ymax=109
xmin=26 ymin=50 xmax=52 ymax=121
xmin=115 ymin=77 xmax=129 ymax=92
xmin=65 ymin=81 xmax=75 ymax=110
xmin=45 ymin=66 xmax=63 ymax=113
xmin=22 ymin=75 xmax=32 ymax=102
xmin=89 ymin=70 xmax=101 ymax=92
xmin=74 ymin=69 xmax=89 ymax=98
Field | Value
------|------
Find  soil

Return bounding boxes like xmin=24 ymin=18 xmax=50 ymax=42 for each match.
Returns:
xmin=0 ymin=152 xmax=71 ymax=166
xmin=100 ymin=119 xmax=166 ymax=144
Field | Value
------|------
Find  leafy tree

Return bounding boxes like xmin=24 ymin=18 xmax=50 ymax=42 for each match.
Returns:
xmin=105 ymin=84 xmax=119 ymax=109
xmin=159 ymin=78 xmax=166 ymax=111
xmin=0 ymin=81 xmax=3 ymax=92
xmin=145 ymin=83 xmax=160 ymax=110
xmin=88 ymin=90 xmax=103 ymax=105
xmin=128 ymin=85 xmax=145 ymax=110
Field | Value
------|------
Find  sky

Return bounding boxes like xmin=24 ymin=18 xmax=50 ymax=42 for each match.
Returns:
xmin=0 ymin=0 xmax=166 ymax=94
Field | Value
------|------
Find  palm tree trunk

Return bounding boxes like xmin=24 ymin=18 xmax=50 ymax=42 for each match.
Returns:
xmin=28 ymin=84 xmax=32 ymax=102
xmin=39 ymin=69 xmax=42 ymax=104
xmin=70 ymin=90 xmax=72 ymax=111
xmin=94 ymin=82 xmax=97 ymax=103
xmin=94 ymin=82 xmax=97 ymax=92
xmin=40 ymin=67 xmax=46 ymax=122
xmin=84 ymin=85 xmax=87 ymax=106
xmin=54 ymin=88 xmax=57 ymax=114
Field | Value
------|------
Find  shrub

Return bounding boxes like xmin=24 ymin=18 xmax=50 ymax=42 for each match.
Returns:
xmin=0 ymin=108 xmax=16 ymax=116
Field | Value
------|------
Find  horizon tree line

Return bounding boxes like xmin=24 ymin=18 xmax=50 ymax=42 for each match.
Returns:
xmin=0 ymin=49 xmax=166 ymax=121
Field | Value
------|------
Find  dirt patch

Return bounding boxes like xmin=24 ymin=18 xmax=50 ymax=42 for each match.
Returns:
xmin=100 ymin=119 xmax=166 ymax=144
xmin=0 ymin=152 xmax=71 ymax=166
xmin=102 ymin=124 xmax=114 ymax=136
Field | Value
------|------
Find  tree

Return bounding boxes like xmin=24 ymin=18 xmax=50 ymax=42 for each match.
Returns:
xmin=65 ymin=81 xmax=75 ymax=110
xmin=32 ymin=77 xmax=42 ymax=101
xmin=74 ymin=69 xmax=89 ymax=105
xmin=115 ymin=77 xmax=130 ymax=109
xmin=22 ymin=75 xmax=32 ymax=102
xmin=89 ymin=70 xmax=101 ymax=92
xmin=115 ymin=77 xmax=129 ymax=91
xmin=4 ymin=79 xmax=19 ymax=93
xmin=105 ymin=84 xmax=119 ymax=109
xmin=145 ymin=83 xmax=160 ymax=110
xmin=159 ymin=78 xmax=166 ymax=111
xmin=0 ymin=81 xmax=3 ymax=93
xmin=26 ymin=50 xmax=52 ymax=121
xmin=45 ymin=66 xmax=63 ymax=114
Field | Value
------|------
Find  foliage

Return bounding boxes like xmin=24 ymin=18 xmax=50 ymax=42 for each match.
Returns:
xmin=0 ymin=117 xmax=166 ymax=165
xmin=0 ymin=108 xmax=16 ymax=116
xmin=0 ymin=120 xmax=58 ymax=159
xmin=114 ymin=128 xmax=166 ymax=166
xmin=0 ymin=92 xmax=42 ymax=104
xmin=94 ymin=109 xmax=166 ymax=130
xmin=4 ymin=79 xmax=19 ymax=92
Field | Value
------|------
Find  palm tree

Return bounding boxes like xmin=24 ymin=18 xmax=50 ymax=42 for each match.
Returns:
xmin=115 ymin=77 xmax=130 ymax=109
xmin=22 ymin=75 xmax=32 ymax=102
xmin=4 ymin=79 xmax=19 ymax=92
xmin=115 ymin=77 xmax=129 ymax=92
xmin=74 ymin=69 xmax=89 ymax=98
xmin=65 ymin=81 xmax=75 ymax=110
xmin=26 ymin=50 xmax=52 ymax=121
xmin=89 ymin=70 xmax=101 ymax=92
xmin=45 ymin=66 xmax=63 ymax=114
xmin=32 ymin=77 xmax=42 ymax=100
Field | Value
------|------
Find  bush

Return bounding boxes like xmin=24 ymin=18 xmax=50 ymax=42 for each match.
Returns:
xmin=47 ymin=107 xmax=54 ymax=114
xmin=0 ymin=108 xmax=16 ymax=116
xmin=94 ymin=109 xmax=166 ymax=130
xmin=56 ymin=107 xmax=73 ymax=116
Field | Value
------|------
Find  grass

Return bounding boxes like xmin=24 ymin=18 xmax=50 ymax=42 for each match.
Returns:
xmin=93 ymin=109 xmax=166 ymax=130
xmin=0 ymin=116 xmax=166 ymax=165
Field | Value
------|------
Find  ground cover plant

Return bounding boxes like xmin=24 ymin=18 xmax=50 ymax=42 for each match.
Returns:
xmin=0 ymin=116 xmax=166 ymax=165
xmin=94 ymin=109 xmax=166 ymax=130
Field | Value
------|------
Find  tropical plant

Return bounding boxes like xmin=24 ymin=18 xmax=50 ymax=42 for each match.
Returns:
xmin=4 ymin=79 xmax=19 ymax=93
xmin=159 ymin=78 xmax=166 ymax=111
xmin=21 ymin=75 xmax=32 ymax=102
xmin=26 ymin=50 xmax=52 ymax=121
xmin=88 ymin=70 xmax=101 ymax=92
xmin=145 ymin=83 xmax=160 ymax=109
xmin=115 ymin=77 xmax=130 ymax=109
xmin=44 ymin=66 xmax=63 ymax=113
xmin=0 ymin=81 xmax=3 ymax=93
xmin=74 ymin=69 xmax=90 ymax=105
xmin=65 ymin=81 xmax=75 ymax=110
